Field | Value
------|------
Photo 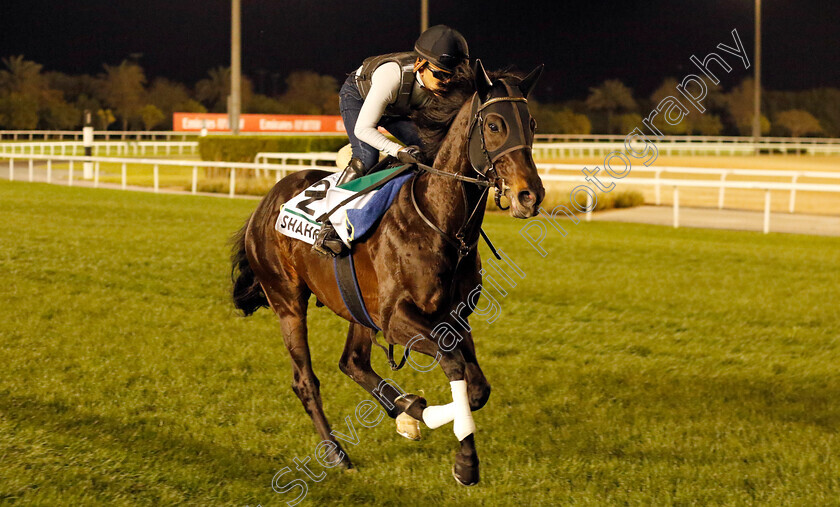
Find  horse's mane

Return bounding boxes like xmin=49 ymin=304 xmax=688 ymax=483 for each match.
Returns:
xmin=411 ymin=66 xmax=524 ymax=162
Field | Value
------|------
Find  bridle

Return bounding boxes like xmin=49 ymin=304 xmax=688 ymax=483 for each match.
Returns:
xmin=466 ymin=92 xmax=534 ymax=209
xmin=412 ymin=84 xmax=535 ymax=261
xmin=388 ymin=86 xmax=537 ymax=371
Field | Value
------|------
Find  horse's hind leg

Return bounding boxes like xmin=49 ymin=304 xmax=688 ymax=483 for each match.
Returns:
xmin=267 ymin=286 xmax=353 ymax=469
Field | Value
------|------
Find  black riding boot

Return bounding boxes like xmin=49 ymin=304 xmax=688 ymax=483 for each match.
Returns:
xmin=336 ymin=157 xmax=366 ymax=186
xmin=312 ymin=158 xmax=366 ymax=256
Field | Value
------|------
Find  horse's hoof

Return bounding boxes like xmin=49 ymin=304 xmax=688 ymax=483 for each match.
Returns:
xmin=452 ymin=464 xmax=479 ymax=486
xmin=396 ymin=412 xmax=422 ymax=440
xmin=452 ymin=455 xmax=479 ymax=486
xmin=336 ymin=454 xmax=354 ymax=470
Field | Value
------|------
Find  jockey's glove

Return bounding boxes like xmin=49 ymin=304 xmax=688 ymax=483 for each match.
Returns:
xmin=397 ymin=145 xmax=422 ymax=165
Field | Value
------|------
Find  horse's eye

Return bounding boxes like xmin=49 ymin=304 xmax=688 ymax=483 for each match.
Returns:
xmin=488 ymin=123 xmax=499 ymax=133
xmin=530 ymin=117 xmax=537 ymax=131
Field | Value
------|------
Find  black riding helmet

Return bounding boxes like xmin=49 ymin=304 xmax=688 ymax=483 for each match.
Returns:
xmin=414 ymin=25 xmax=469 ymax=73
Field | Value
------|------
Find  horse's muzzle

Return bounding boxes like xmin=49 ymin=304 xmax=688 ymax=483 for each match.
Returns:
xmin=508 ymin=183 xmax=544 ymax=218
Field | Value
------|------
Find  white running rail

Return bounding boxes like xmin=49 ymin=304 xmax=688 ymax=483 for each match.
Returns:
xmin=537 ymin=163 xmax=840 ymax=214
xmin=4 ymin=152 xmax=840 ymax=234
xmin=0 ymin=141 xmax=199 ymax=157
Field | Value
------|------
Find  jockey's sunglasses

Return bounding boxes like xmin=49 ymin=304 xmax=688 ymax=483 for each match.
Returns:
xmin=428 ymin=66 xmax=452 ymax=81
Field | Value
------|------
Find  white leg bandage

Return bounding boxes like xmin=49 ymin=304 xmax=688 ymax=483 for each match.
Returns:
xmin=450 ymin=380 xmax=476 ymax=440
xmin=421 ymin=380 xmax=475 ymax=440
xmin=422 ymin=402 xmax=455 ymax=429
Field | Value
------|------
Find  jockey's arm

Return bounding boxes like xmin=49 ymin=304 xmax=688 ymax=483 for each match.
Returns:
xmin=354 ymin=62 xmax=406 ymax=159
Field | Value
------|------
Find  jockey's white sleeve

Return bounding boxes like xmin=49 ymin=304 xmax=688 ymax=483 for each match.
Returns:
xmin=354 ymin=62 xmax=406 ymax=158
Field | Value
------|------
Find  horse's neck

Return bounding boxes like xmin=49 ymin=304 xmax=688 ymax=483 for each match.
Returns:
xmin=420 ymin=101 xmax=487 ymax=241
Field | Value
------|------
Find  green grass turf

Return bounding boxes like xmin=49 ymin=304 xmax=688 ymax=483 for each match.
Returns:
xmin=0 ymin=180 xmax=839 ymax=505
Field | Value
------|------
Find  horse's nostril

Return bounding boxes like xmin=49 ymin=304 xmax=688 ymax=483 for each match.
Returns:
xmin=518 ymin=190 xmax=535 ymax=206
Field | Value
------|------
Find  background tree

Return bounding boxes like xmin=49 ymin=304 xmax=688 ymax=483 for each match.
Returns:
xmin=553 ymin=109 xmax=592 ymax=134
xmin=775 ymin=109 xmax=823 ymax=137
xmin=724 ymin=78 xmax=770 ymax=135
xmin=610 ymin=113 xmax=644 ymax=135
xmin=685 ymin=114 xmax=724 ymax=135
xmin=648 ymin=77 xmax=688 ymax=135
xmin=96 ymin=109 xmax=116 ymax=130
xmin=585 ymin=79 xmax=637 ymax=133
xmin=195 ymin=66 xmax=253 ymax=113
xmin=765 ymin=88 xmax=840 ymax=137
xmin=101 ymin=60 xmax=146 ymax=130
xmin=0 ymin=55 xmax=44 ymax=95
xmin=248 ymin=94 xmax=291 ymax=114
xmin=139 ymin=104 xmax=165 ymax=130
xmin=39 ymin=93 xmax=81 ymax=129
xmin=276 ymin=71 xmax=339 ymax=114
xmin=147 ymin=78 xmax=192 ymax=129
xmin=0 ymin=56 xmax=46 ymax=129
xmin=529 ymin=101 xmax=591 ymax=134
xmin=179 ymin=99 xmax=207 ymax=113
xmin=0 ymin=93 xmax=39 ymax=129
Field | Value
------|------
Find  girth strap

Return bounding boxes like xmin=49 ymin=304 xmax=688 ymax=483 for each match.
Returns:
xmin=333 ymin=249 xmax=380 ymax=331
xmin=334 ymin=250 xmax=408 ymax=370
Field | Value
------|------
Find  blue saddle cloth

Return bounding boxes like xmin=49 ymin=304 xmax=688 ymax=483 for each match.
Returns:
xmin=344 ymin=172 xmax=413 ymax=241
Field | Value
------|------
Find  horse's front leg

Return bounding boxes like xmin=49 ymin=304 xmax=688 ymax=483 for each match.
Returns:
xmin=432 ymin=348 xmax=481 ymax=486
xmin=385 ymin=303 xmax=484 ymax=485
xmin=338 ymin=322 xmax=429 ymax=439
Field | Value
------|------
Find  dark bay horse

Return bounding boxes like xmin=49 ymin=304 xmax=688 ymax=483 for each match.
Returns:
xmin=230 ymin=60 xmax=544 ymax=486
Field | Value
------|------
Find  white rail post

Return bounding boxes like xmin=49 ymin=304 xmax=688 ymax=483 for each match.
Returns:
xmin=229 ymin=167 xmax=236 ymax=198
xmin=191 ymin=166 xmax=198 ymax=194
xmin=121 ymin=163 xmax=127 ymax=190
xmin=28 ymin=159 xmax=34 ymax=182
xmin=789 ymin=174 xmax=798 ymax=213
xmin=673 ymin=186 xmax=680 ymax=228
xmin=718 ymin=172 xmax=727 ymax=209
xmin=9 ymin=158 xmax=14 ymax=181
xmin=46 ymin=160 xmax=52 ymax=183
xmin=763 ymin=189 xmax=771 ymax=234
xmin=586 ymin=191 xmax=593 ymax=222
xmin=654 ymin=169 xmax=662 ymax=205
xmin=68 ymin=160 xmax=73 ymax=186
xmin=153 ymin=164 xmax=159 ymax=192
xmin=94 ymin=161 xmax=100 ymax=188
xmin=83 ymin=123 xmax=93 ymax=179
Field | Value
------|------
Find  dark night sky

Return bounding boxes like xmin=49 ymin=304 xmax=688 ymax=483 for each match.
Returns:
xmin=1 ymin=0 xmax=838 ymax=102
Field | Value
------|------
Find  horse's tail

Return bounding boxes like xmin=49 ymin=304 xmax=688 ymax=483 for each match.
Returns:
xmin=230 ymin=216 xmax=269 ymax=316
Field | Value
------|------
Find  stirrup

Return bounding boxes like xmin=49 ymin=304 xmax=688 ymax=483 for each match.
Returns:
xmin=312 ymin=224 xmax=344 ymax=257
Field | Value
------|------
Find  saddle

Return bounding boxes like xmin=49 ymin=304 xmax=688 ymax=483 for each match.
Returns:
xmin=274 ymin=159 xmax=413 ymax=247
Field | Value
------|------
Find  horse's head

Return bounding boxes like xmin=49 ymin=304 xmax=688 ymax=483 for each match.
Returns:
xmin=467 ymin=60 xmax=545 ymax=218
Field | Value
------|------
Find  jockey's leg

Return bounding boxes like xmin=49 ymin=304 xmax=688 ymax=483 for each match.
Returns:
xmin=312 ymin=78 xmax=379 ymax=257
xmin=312 ymin=157 xmax=366 ymax=256
xmin=336 ymin=157 xmax=366 ymax=185
xmin=339 ymin=75 xmax=380 ymax=169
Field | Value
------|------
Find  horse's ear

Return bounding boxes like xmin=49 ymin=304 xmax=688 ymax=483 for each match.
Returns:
xmin=473 ymin=59 xmax=493 ymax=101
xmin=519 ymin=64 xmax=544 ymax=98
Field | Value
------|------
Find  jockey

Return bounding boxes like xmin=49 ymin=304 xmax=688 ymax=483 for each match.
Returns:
xmin=312 ymin=25 xmax=470 ymax=256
